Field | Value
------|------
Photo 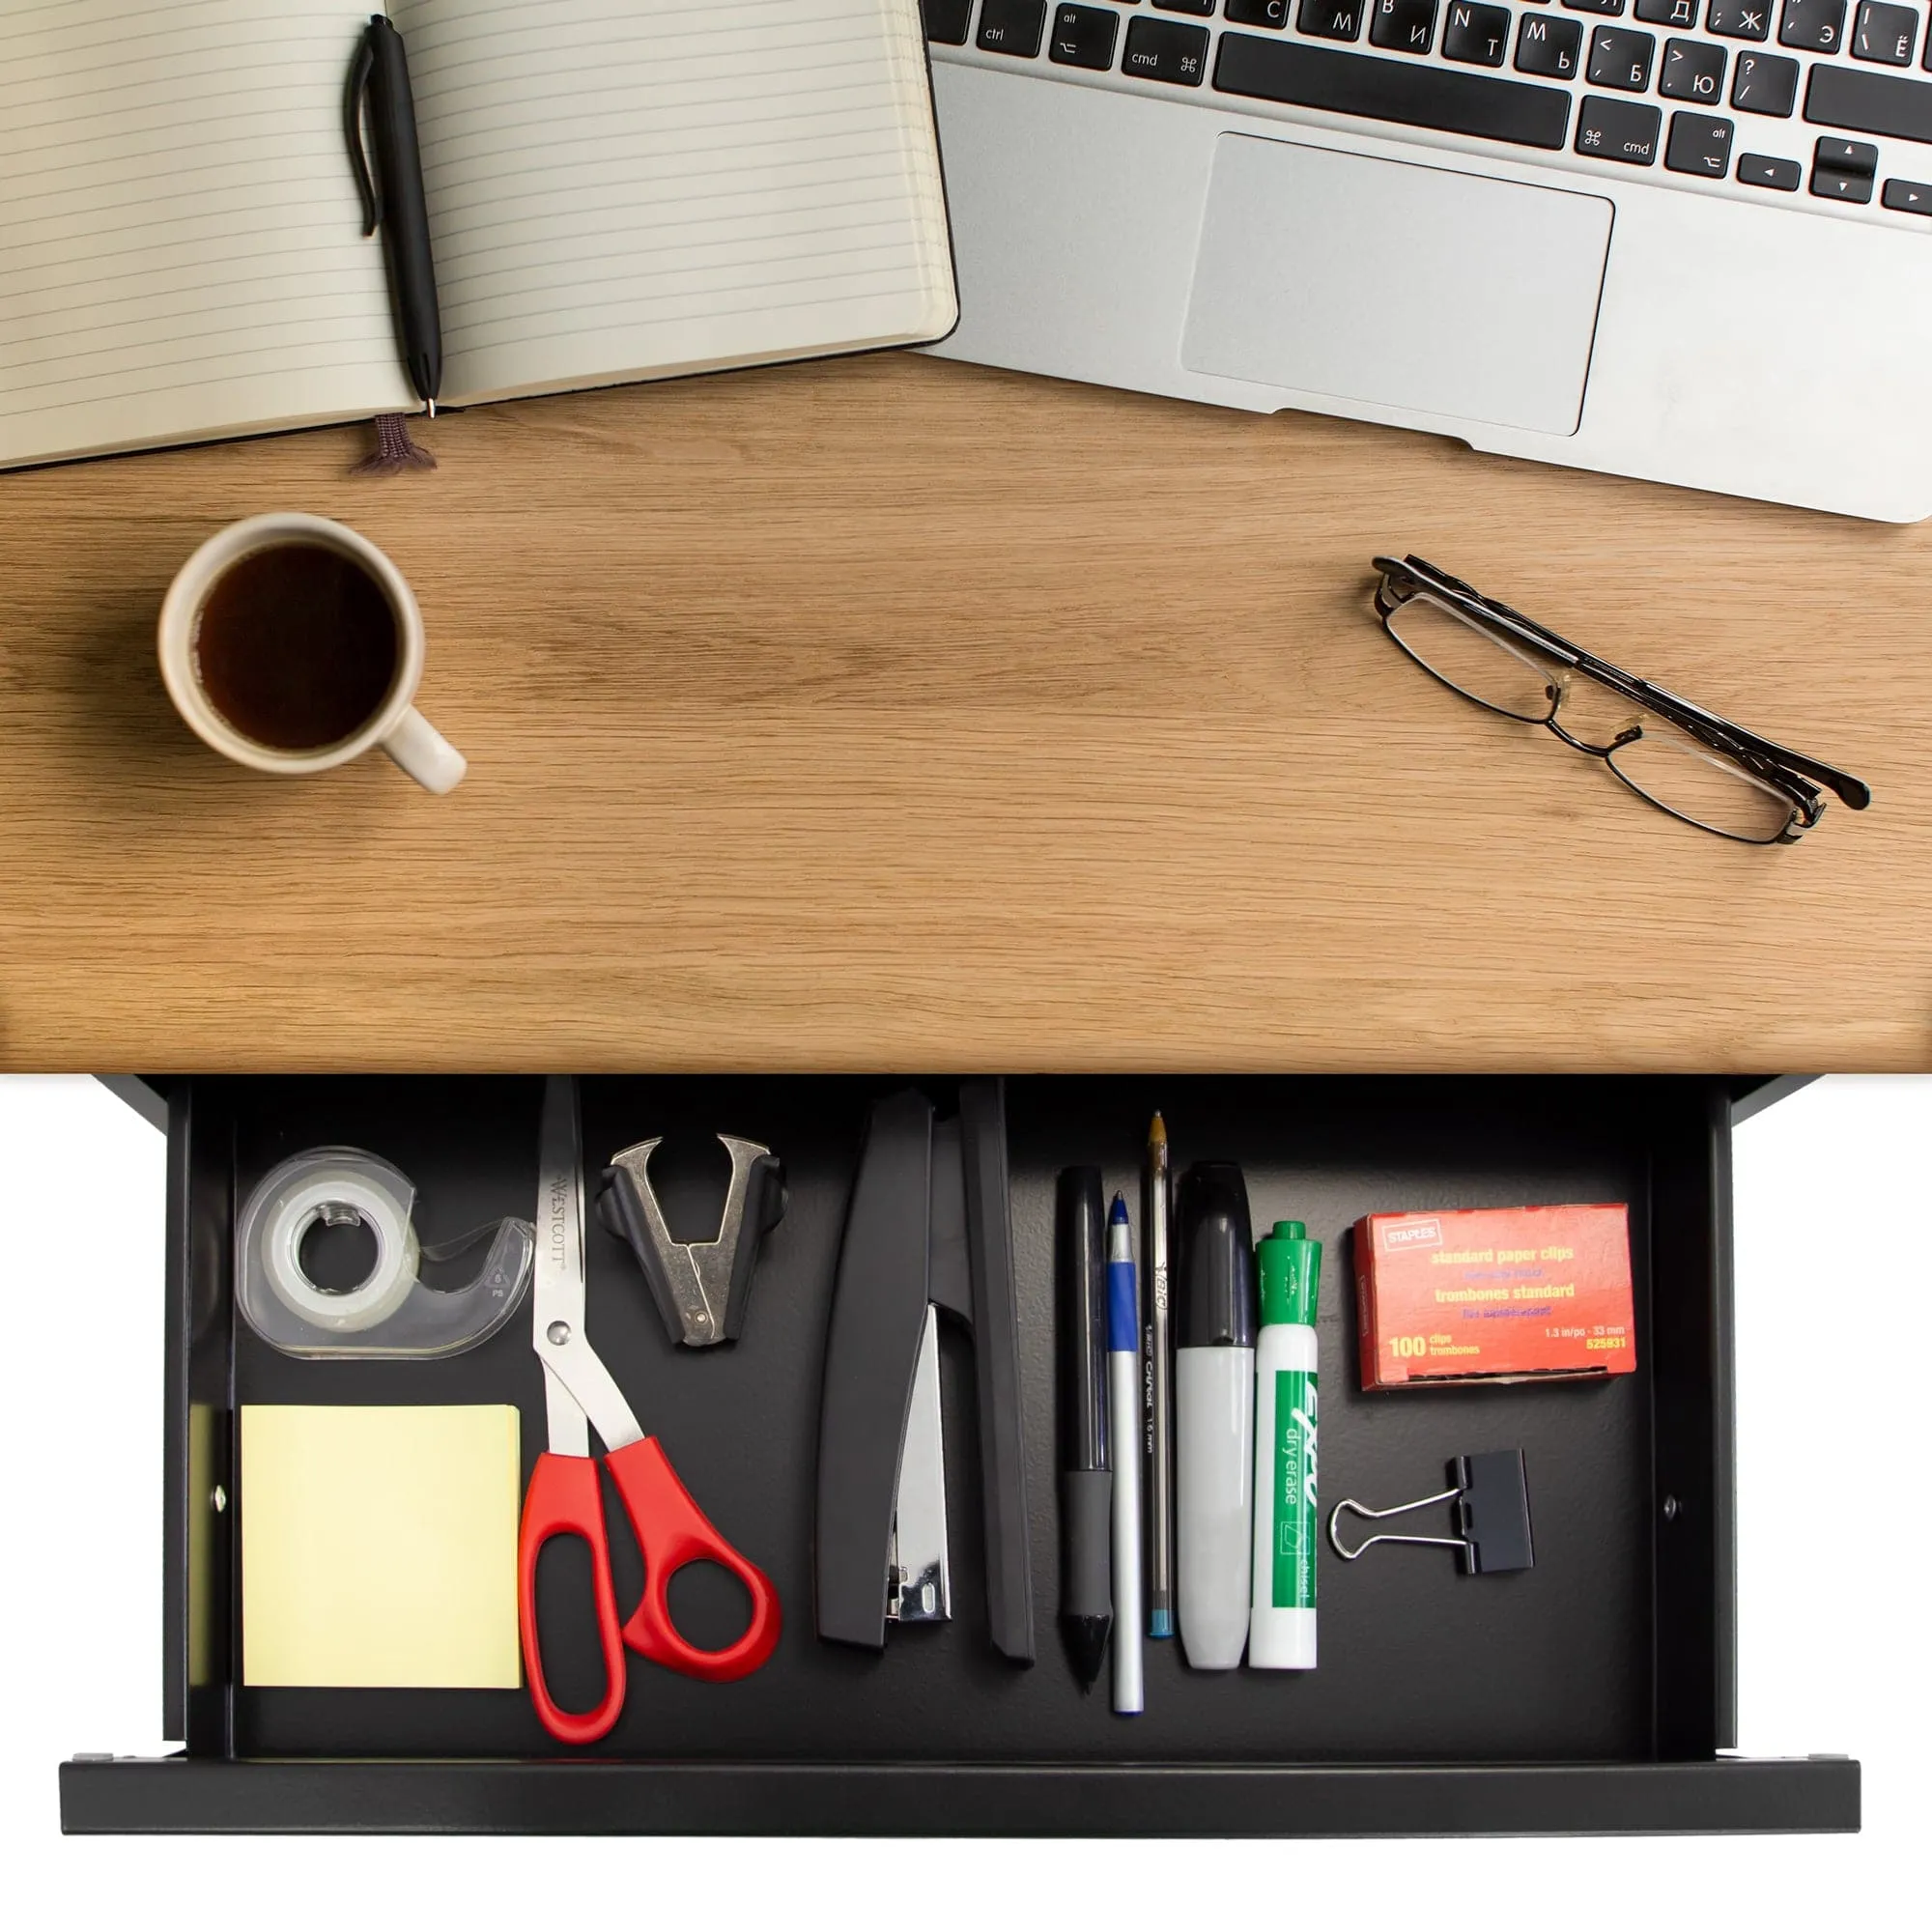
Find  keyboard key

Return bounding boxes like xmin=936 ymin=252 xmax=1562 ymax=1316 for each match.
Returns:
xmin=1635 ymin=0 xmax=1698 ymax=21
xmin=1853 ymin=0 xmax=1918 ymax=60
xmin=1153 ymin=0 xmax=1219 ymax=12
xmin=1816 ymin=132 xmax=1880 ymax=168
xmin=923 ymin=0 xmax=974 ymax=42
xmin=1372 ymin=0 xmax=1440 ymax=50
xmin=1213 ymin=32 xmax=1574 ymax=144
xmin=1882 ymin=173 xmax=1932 ymax=207
xmin=1732 ymin=49 xmax=1800 ymax=110
xmin=1125 ymin=14 xmax=1212 ymax=79
xmin=979 ymin=0 xmax=1048 ymax=55
xmin=1050 ymin=3 xmax=1122 ymax=65
xmin=1576 ymin=91 xmax=1664 ymax=156
xmin=1588 ymin=24 xmax=1658 ymax=82
xmin=1300 ymin=0 xmax=1369 ymax=39
xmin=1778 ymin=0 xmax=1846 ymax=45
xmin=1662 ymin=35 xmax=1727 ymax=94
xmin=1444 ymin=2 xmax=1513 ymax=60
xmin=1226 ymin=0 xmax=1293 ymax=22
xmin=1812 ymin=163 xmax=1877 ymax=197
xmin=1665 ymin=106 xmax=1736 ymax=168
xmin=1517 ymin=11 xmax=1585 ymax=68
xmin=1804 ymin=59 xmax=1932 ymax=137
xmin=1563 ymin=0 xmax=1626 ymax=14
xmin=1707 ymin=0 xmax=1772 ymax=34
xmin=1737 ymin=150 xmax=1803 ymax=184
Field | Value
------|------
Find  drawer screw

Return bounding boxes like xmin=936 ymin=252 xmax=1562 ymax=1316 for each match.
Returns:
xmin=211 ymin=1485 xmax=227 ymax=1514
xmin=1662 ymin=1494 xmax=1680 ymax=1521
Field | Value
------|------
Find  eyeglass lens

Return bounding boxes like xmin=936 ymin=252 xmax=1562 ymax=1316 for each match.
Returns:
xmin=1384 ymin=580 xmax=1801 ymax=843
xmin=1607 ymin=724 xmax=1798 ymax=844
xmin=1384 ymin=591 xmax=1559 ymax=724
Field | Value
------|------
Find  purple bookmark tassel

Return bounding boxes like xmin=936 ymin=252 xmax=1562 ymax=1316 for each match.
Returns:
xmin=355 ymin=412 xmax=438 ymax=475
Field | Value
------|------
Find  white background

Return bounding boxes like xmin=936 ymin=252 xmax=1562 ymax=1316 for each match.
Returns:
xmin=1 ymin=1073 xmax=1920 ymax=1927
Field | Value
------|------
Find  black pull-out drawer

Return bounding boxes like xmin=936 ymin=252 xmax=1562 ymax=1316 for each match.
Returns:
xmin=61 ymin=1073 xmax=1859 ymax=1836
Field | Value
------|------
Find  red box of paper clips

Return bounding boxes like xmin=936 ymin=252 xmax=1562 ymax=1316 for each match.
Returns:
xmin=1354 ymin=1203 xmax=1637 ymax=1389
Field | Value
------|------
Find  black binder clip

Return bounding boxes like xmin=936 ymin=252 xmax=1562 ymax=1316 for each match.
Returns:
xmin=1327 ymin=1450 xmax=1534 ymax=1575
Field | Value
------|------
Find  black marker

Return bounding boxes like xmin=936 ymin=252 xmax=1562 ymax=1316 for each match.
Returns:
xmin=1055 ymin=1167 xmax=1112 ymax=1691
xmin=346 ymin=16 xmax=442 ymax=412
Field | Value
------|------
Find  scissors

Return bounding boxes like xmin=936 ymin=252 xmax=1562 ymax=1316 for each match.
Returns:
xmin=519 ymin=1075 xmax=781 ymax=1746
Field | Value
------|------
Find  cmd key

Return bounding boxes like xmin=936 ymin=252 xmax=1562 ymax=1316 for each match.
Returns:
xmin=1577 ymin=91 xmax=1663 ymax=159
xmin=1125 ymin=15 xmax=1212 ymax=81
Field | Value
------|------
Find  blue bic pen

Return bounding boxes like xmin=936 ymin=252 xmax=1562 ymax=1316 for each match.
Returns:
xmin=1107 ymin=1195 xmax=1145 ymax=1716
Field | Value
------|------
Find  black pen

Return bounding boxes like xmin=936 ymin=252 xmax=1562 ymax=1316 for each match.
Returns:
xmin=346 ymin=16 xmax=442 ymax=412
xmin=1055 ymin=1167 xmax=1112 ymax=1692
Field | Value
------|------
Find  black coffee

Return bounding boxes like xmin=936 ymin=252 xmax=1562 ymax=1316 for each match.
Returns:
xmin=192 ymin=542 xmax=399 ymax=752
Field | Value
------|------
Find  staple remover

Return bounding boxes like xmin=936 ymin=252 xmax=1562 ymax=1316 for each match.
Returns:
xmin=597 ymin=1134 xmax=786 ymax=1347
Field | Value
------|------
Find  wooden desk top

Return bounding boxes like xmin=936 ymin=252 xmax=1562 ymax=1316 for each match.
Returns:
xmin=3 ymin=353 xmax=1925 ymax=1072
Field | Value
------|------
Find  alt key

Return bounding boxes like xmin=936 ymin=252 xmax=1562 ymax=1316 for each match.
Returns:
xmin=1049 ymin=2 xmax=1122 ymax=66
xmin=1665 ymin=110 xmax=1734 ymax=173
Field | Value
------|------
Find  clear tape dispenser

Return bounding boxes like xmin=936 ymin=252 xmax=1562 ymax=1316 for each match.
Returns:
xmin=236 ymin=1148 xmax=534 ymax=1359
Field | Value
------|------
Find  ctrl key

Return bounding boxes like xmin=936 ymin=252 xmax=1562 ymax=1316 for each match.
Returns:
xmin=1576 ymin=94 xmax=1662 ymax=164
xmin=1736 ymin=152 xmax=1801 ymax=188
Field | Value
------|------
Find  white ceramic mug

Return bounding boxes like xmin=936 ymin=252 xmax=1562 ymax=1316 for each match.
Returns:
xmin=157 ymin=513 xmax=466 ymax=794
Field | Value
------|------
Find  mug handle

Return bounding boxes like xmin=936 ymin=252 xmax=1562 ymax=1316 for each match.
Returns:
xmin=382 ymin=705 xmax=467 ymax=794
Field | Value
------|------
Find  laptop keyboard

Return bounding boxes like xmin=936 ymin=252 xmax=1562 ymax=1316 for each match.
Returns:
xmin=922 ymin=0 xmax=1932 ymax=219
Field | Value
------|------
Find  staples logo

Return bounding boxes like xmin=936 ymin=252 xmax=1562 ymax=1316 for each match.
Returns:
xmin=1383 ymin=1218 xmax=1442 ymax=1253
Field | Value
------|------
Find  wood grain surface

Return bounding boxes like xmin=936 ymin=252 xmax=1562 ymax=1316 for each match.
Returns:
xmin=2 ymin=352 xmax=1925 ymax=1072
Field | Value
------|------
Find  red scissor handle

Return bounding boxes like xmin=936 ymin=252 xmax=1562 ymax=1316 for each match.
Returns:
xmin=518 ymin=1451 xmax=628 ymax=1747
xmin=603 ymin=1436 xmax=781 ymax=1682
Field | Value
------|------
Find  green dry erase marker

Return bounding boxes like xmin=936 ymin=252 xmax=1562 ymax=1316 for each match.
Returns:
xmin=1249 ymin=1219 xmax=1319 ymax=1670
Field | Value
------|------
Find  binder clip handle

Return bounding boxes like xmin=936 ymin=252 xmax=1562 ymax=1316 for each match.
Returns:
xmin=1327 ymin=1450 xmax=1534 ymax=1576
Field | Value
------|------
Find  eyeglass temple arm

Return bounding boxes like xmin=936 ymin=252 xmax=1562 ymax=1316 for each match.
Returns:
xmin=1378 ymin=563 xmax=1870 ymax=812
xmin=1612 ymin=675 xmax=1871 ymax=810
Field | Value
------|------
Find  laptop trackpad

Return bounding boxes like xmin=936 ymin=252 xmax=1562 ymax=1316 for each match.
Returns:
xmin=1181 ymin=135 xmax=1612 ymax=437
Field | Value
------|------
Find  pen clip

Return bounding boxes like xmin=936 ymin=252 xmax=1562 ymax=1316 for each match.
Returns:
xmin=345 ymin=22 xmax=382 ymax=237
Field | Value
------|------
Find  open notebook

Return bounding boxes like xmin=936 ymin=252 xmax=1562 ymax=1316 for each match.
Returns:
xmin=0 ymin=0 xmax=955 ymax=469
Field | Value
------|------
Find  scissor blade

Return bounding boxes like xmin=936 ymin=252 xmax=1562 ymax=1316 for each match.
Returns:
xmin=535 ymin=1074 xmax=646 ymax=1458
xmin=536 ymin=1074 xmax=590 ymax=1459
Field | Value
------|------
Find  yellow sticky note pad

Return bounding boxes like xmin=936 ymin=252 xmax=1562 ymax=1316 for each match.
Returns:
xmin=242 ymin=1405 xmax=522 ymax=1690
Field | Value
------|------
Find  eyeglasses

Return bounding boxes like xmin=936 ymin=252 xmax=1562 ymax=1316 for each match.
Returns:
xmin=1372 ymin=555 xmax=1871 ymax=845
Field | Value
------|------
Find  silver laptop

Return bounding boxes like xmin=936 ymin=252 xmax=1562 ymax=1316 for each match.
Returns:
xmin=918 ymin=0 xmax=1932 ymax=520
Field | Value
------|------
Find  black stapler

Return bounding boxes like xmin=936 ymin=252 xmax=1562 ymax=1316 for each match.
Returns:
xmin=814 ymin=1079 xmax=1036 ymax=1662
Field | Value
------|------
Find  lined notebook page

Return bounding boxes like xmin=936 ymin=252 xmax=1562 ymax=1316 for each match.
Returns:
xmin=0 ymin=2 xmax=411 ymax=469
xmin=391 ymin=0 xmax=955 ymax=406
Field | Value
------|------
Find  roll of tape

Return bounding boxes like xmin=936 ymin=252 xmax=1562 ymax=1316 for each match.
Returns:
xmin=253 ymin=1156 xmax=421 ymax=1333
